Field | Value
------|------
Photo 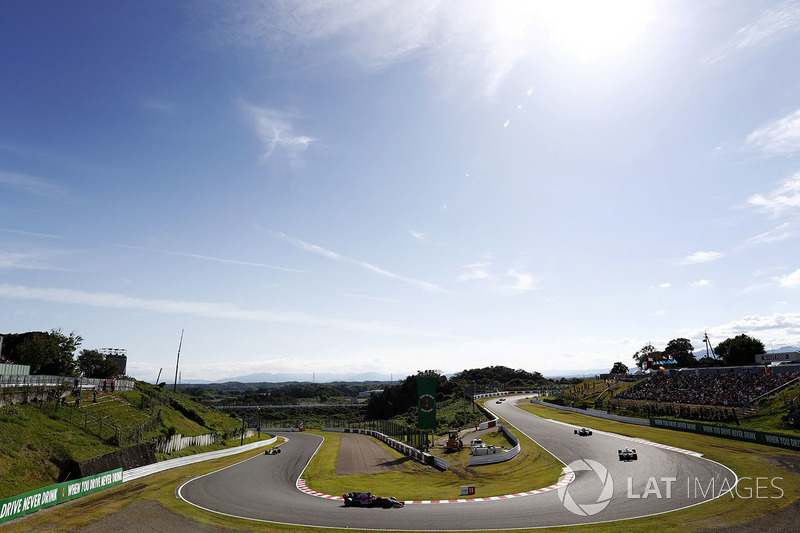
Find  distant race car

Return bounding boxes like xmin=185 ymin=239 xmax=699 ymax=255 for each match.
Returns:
xmin=618 ymin=448 xmax=638 ymax=461
xmin=264 ymin=447 xmax=282 ymax=455
xmin=495 ymin=400 xmax=502 ymax=404
xmin=343 ymin=492 xmax=405 ymax=509
xmin=574 ymin=428 xmax=592 ymax=436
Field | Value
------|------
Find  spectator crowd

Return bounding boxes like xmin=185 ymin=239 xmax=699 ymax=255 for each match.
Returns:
xmin=616 ymin=369 xmax=800 ymax=408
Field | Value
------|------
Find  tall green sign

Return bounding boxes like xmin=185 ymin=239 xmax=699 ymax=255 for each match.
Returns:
xmin=417 ymin=376 xmax=437 ymax=430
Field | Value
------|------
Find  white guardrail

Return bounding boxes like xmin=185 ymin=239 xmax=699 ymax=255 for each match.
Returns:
xmin=468 ymin=425 xmax=521 ymax=466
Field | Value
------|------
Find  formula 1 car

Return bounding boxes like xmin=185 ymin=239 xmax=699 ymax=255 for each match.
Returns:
xmin=618 ymin=448 xmax=638 ymax=461
xmin=574 ymin=428 xmax=592 ymax=436
xmin=342 ymin=492 xmax=405 ymax=508
xmin=264 ymin=447 xmax=281 ymax=455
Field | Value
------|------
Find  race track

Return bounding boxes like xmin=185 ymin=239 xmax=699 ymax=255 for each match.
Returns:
xmin=177 ymin=396 xmax=737 ymax=530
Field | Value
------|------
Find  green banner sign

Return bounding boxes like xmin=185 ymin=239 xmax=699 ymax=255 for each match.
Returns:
xmin=0 ymin=468 xmax=123 ymax=524
xmin=650 ymin=418 xmax=800 ymax=452
xmin=417 ymin=376 xmax=437 ymax=430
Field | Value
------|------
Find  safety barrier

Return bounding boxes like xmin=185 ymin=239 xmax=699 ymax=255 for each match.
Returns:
xmin=530 ymin=398 xmax=650 ymax=426
xmin=467 ymin=425 xmax=521 ymax=466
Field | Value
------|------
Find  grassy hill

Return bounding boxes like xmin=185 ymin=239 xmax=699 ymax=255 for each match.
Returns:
xmin=0 ymin=379 xmax=245 ymax=499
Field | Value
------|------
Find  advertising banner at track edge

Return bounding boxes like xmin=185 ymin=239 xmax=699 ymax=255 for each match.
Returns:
xmin=650 ymin=418 xmax=800 ymax=451
xmin=0 ymin=468 xmax=123 ymax=524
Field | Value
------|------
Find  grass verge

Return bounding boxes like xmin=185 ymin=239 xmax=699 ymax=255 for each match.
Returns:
xmin=302 ymin=428 xmax=563 ymax=501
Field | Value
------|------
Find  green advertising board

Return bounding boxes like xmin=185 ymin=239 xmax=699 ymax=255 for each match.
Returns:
xmin=417 ymin=376 xmax=437 ymax=430
xmin=650 ymin=418 xmax=800 ymax=452
xmin=0 ymin=468 xmax=123 ymax=524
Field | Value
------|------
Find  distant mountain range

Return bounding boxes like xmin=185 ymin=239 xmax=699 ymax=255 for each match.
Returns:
xmin=180 ymin=346 xmax=800 ymax=385
xmin=181 ymin=371 xmax=394 ymax=385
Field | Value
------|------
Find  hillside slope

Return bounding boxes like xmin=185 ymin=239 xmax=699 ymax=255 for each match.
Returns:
xmin=0 ymin=380 xmax=243 ymax=499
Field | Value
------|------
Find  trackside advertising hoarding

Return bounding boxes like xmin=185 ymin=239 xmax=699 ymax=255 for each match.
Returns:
xmin=0 ymin=468 xmax=123 ymax=524
xmin=417 ymin=376 xmax=437 ymax=430
xmin=650 ymin=418 xmax=800 ymax=452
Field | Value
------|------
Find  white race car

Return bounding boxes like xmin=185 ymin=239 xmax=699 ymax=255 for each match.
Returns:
xmin=574 ymin=427 xmax=592 ymax=436
xmin=618 ymin=448 xmax=638 ymax=461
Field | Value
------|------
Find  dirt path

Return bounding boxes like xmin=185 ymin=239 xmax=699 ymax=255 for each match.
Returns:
xmin=336 ymin=433 xmax=411 ymax=475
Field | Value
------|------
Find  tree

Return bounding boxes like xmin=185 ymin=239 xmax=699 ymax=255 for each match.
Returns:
xmin=663 ymin=338 xmax=696 ymax=367
xmin=632 ymin=343 xmax=660 ymax=367
xmin=610 ymin=362 xmax=629 ymax=374
xmin=714 ymin=334 xmax=766 ymax=366
xmin=77 ymin=349 xmax=119 ymax=378
xmin=9 ymin=329 xmax=81 ymax=375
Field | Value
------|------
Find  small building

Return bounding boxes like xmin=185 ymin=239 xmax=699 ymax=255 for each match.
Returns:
xmin=358 ymin=389 xmax=384 ymax=398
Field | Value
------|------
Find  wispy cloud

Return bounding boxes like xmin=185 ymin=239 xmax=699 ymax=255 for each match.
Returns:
xmin=690 ymin=279 xmax=711 ymax=288
xmin=117 ymin=244 xmax=305 ymax=272
xmin=707 ymin=1 xmax=800 ymax=63
xmin=0 ymin=228 xmax=62 ymax=239
xmin=0 ymin=171 xmax=67 ymax=198
xmin=780 ymin=269 xmax=800 ymax=288
xmin=267 ymin=230 xmax=441 ymax=291
xmin=684 ymin=311 xmax=800 ymax=341
xmin=0 ymin=284 xmax=444 ymax=336
xmin=139 ymin=98 xmax=176 ymax=113
xmin=240 ymin=102 xmax=316 ymax=163
xmin=748 ymin=174 xmax=800 ymax=217
xmin=681 ymin=251 xmax=724 ymax=265
xmin=0 ymin=251 xmax=68 ymax=271
xmin=659 ymin=282 xmax=672 ymax=289
xmin=409 ymin=229 xmax=427 ymax=242
xmin=506 ymin=269 xmax=539 ymax=291
xmin=744 ymin=223 xmax=792 ymax=244
xmin=210 ymin=1 xmax=589 ymax=99
xmin=746 ymin=110 xmax=800 ymax=155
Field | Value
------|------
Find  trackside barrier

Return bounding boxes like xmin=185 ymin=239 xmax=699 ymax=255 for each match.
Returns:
xmin=323 ymin=427 xmax=448 ymax=470
xmin=0 ymin=468 xmax=122 ymax=524
xmin=475 ymin=399 xmax=500 ymax=430
xmin=468 ymin=425 xmax=521 ymax=466
xmin=531 ymin=398 xmax=650 ymax=426
xmin=650 ymin=418 xmax=800 ymax=452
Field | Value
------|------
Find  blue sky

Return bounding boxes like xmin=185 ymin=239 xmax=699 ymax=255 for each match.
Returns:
xmin=1 ymin=1 xmax=799 ymax=382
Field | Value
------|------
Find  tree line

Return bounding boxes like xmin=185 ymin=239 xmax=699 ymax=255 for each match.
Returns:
xmin=0 ymin=330 xmax=119 ymax=378
xmin=609 ymin=333 xmax=768 ymax=374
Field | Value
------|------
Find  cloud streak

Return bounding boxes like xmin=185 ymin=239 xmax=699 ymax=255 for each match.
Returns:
xmin=0 ymin=284 xmax=444 ymax=336
xmin=707 ymin=1 xmax=800 ymax=62
xmin=117 ymin=244 xmax=305 ymax=272
xmin=267 ymin=230 xmax=441 ymax=291
xmin=748 ymin=174 xmax=800 ymax=217
xmin=746 ymin=110 xmax=800 ymax=155
xmin=681 ymin=251 xmax=724 ymax=265
xmin=0 ymin=171 xmax=68 ymax=198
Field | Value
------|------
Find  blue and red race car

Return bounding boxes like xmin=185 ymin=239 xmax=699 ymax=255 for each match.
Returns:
xmin=342 ymin=492 xmax=404 ymax=508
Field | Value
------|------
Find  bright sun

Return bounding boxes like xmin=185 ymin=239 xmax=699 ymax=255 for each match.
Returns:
xmin=503 ymin=0 xmax=656 ymax=61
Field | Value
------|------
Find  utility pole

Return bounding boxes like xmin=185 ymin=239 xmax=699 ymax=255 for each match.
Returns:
xmin=173 ymin=329 xmax=184 ymax=393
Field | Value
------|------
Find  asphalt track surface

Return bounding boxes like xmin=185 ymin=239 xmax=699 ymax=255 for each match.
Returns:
xmin=178 ymin=396 xmax=738 ymax=530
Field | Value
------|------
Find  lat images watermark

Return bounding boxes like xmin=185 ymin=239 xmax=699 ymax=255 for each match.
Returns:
xmin=558 ymin=460 xmax=784 ymax=517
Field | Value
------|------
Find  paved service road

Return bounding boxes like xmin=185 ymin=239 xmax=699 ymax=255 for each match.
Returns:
xmin=178 ymin=396 xmax=737 ymax=530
